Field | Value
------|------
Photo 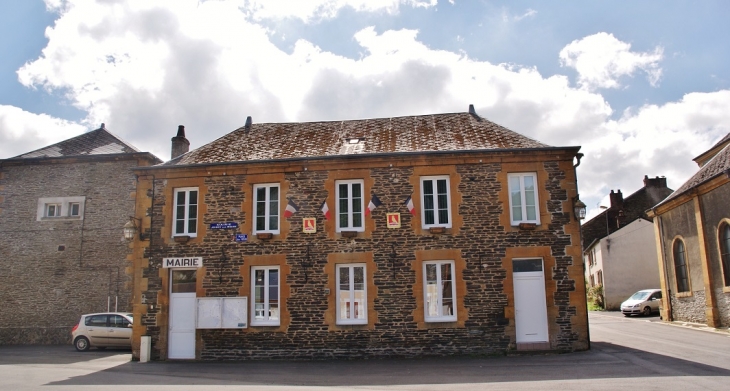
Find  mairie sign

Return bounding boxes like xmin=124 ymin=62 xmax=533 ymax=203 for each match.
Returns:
xmin=163 ymin=257 xmax=203 ymax=268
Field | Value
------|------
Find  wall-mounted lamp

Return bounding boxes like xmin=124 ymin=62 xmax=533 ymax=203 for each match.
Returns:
xmin=123 ymin=217 xmax=149 ymax=241
xmin=390 ymin=243 xmax=398 ymax=279
xmin=572 ymin=196 xmax=587 ymax=221
xmin=218 ymin=248 xmax=228 ymax=284
xmin=303 ymin=244 xmax=312 ymax=284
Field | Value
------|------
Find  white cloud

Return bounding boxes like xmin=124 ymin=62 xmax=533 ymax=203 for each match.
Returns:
xmin=241 ymin=0 xmax=436 ymax=22
xmin=0 ymin=105 xmax=86 ymax=158
xmin=559 ymin=32 xmax=663 ymax=90
xmin=9 ymin=2 xmax=730 ymax=218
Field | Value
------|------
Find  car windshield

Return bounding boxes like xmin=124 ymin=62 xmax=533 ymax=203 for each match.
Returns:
xmin=629 ymin=291 xmax=652 ymax=301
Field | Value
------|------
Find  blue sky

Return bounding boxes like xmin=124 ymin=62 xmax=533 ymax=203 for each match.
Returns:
xmin=1 ymin=0 xmax=729 ymax=218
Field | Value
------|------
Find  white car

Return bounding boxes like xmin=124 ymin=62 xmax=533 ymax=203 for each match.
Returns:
xmin=620 ymin=289 xmax=662 ymax=317
xmin=71 ymin=312 xmax=133 ymax=351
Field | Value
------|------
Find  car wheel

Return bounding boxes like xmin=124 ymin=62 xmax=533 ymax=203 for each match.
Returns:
xmin=74 ymin=336 xmax=90 ymax=352
xmin=642 ymin=306 xmax=652 ymax=316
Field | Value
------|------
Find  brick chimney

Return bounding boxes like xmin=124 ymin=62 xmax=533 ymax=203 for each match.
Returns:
xmin=643 ymin=175 xmax=667 ymax=188
xmin=609 ymin=189 xmax=624 ymax=210
xmin=171 ymin=125 xmax=190 ymax=160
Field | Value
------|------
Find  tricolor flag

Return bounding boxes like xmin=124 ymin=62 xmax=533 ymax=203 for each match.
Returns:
xmin=320 ymin=199 xmax=331 ymax=220
xmin=404 ymin=194 xmax=416 ymax=215
xmin=365 ymin=194 xmax=383 ymax=217
xmin=284 ymin=198 xmax=300 ymax=218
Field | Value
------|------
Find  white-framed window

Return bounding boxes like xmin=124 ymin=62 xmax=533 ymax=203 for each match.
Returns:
xmin=253 ymin=184 xmax=280 ymax=234
xmin=336 ymin=179 xmax=364 ymax=232
xmin=69 ymin=202 xmax=80 ymax=217
xmin=251 ymin=266 xmax=280 ymax=326
xmin=336 ymin=263 xmax=367 ymax=325
xmin=423 ymin=260 xmax=457 ymax=322
xmin=420 ymin=176 xmax=452 ymax=228
xmin=508 ymin=173 xmax=540 ymax=225
xmin=46 ymin=203 xmax=61 ymax=217
xmin=36 ymin=197 xmax=85 ymax=221
xmin=173 ymin=187 xmax=198 ymax=237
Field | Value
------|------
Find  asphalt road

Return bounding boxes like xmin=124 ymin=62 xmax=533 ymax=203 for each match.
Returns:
xmin=1 ymin=312 xmax=729 ymax=390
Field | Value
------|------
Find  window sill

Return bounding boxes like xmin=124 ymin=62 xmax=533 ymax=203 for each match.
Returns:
xmin=723 ymin=286 xmax=730 ymax=294
xmin=676 ymin=291 xmax=693 ymax=298
xmin=40 ymin=216 xmax=82 ymax=221
xmin=339 ymin=231 xmax=359 ymax=238
xmin=424 ymin=317 xmax=457 ymax=323
xmin=173 ymin=235 xmax=191 ymax=244
xmin=517 ymin=222 xmax=537 ymax=230
xmin=256 ymin=233 xmax=274 ymax=240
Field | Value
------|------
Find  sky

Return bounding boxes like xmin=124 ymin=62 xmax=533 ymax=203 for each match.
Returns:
xmin=1 ymin=0 xmax=729 ymax=219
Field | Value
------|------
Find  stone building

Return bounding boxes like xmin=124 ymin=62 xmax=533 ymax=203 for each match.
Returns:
xmin=0 ymin=125 xmax=160 ymax=344
xmin=648 ymin=133 xmax=730 ymax=327
xmin=129 ymin=107 xmax=589 ymax=360
xmin=582 ymin=176 xmax=673 ymax=309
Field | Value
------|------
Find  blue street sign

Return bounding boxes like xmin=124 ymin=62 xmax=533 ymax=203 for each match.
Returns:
xmin=234 ymin=234 xmax=248 ymax=242
xmin=210 ymin=222 xmax=239 ymax=229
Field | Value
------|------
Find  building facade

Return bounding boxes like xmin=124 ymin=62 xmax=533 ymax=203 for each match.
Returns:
xmin=649 ymin=134 xmax=730 ymax=327
xmin=584 ymin=218 xmax=661 ymax=309
xmin=129 ymin=108 xmax=589 ymax=360
xmin=582 ymin=176 xmax=672 ymax=309
xmin=0 ymin=126 xmax=160 ymax=344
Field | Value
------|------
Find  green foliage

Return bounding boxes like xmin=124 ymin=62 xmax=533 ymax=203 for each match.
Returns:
xmin=587 ymin=284 xmax=605 ymax=310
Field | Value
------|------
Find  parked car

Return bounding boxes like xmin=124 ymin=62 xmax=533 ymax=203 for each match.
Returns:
xmin=71 ymin=312 xmax=133 ymax=351
xmin=620 ymin=289 xmax=662 ymax=316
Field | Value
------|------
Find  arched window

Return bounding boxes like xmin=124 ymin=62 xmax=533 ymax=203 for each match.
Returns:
xmin=673 ymin=239 xmax=689 ymax=293
xmin=720 ymin=223 xmax=730 ymax=287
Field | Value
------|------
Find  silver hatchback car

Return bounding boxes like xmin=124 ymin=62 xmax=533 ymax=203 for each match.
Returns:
xmin=620 ymin=289 xmax=662 ymax=316
xmin=71 ymin=312 xmax=133 ymax=351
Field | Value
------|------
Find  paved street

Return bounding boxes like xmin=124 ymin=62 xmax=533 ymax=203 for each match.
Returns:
xmin=1 ymin=312 xmax=729 ymax=390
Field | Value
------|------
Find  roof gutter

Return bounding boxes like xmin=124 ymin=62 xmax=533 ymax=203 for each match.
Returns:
xmin=136 ymin=146 xmax=582 ymax=172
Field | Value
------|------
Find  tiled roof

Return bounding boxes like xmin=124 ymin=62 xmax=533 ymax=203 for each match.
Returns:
xmin=164 ymin=111 xmax=552 ymax=166
xmin=12 ymin=125 xmax=140 ymax=159
xmin=657 ymin=137 xmax=730 ymax=207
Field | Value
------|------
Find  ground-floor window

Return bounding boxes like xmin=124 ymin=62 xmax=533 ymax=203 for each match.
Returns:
xmin=336 ymin=264 xmax=367 ymax=325
xmin=423 ymin=260 xmax=457 ymax=322
xmin=251 ymin=266 xmax=280 ymax=326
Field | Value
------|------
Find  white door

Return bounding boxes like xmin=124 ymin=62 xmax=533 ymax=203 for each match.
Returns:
xmin=168 ymin=269 xmax=197 ymax=359
xmin=513 ymin=259 xmax=549 ymax=343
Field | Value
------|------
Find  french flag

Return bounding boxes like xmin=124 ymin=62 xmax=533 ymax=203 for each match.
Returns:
xmin=404 ymin=194 xmax=416 ymax=215
xmin=284 ymin=198 xmax=300 ymax=218
xmin=320 ymin=199 xmax=331 ymax=220
xmin=365 ymin=194 xmax=383 ymax=217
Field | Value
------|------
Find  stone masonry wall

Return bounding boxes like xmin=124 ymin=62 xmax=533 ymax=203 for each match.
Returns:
xmin=139 ymin=158 xmax=586 ymax=360
xmin=0 ymin=159 xmax=138 ymax=344
xmin=670 ymin=290 xmax=707 ymax=324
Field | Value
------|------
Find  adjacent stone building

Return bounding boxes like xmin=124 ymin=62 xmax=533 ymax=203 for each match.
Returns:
xmin=129 ymin=107 xmax=589 ymax=360
xmin=0 ymin=126 xmax=160 ymax=344
xmin=582 ymin=176 xmax=673 ymax=309
xmin=649 ymin=133 xmax=730 ymax=327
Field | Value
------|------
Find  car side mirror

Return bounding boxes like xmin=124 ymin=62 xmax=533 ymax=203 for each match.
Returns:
xmin=127 ymin=323 xmax=133 ymax=328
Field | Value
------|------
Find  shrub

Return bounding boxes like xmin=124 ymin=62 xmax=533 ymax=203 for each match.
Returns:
xmin=587 ymin=284 xmax=604 ymax=310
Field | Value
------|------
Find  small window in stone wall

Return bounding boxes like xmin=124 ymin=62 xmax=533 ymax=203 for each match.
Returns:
xmin=673 ymin=239 xmax=690 ymax=293
xmin=37 ymin=197 xmax=85 ymax=221
xmin=719 ymin=223 xmax=730 ymax=287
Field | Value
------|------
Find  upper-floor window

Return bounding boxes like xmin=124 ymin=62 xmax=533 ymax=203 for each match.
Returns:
xmin=336 ymin=263 xmax=367 ymax=325
xmin=253 ymin=184 xmax=280 ymax=234
xmin=673 ymin=239 xmax=689 ymax=293
xmin=421 ymin=176 xmax=451 ymax=228
xmin=336 ymin=180 xmax=364 ymax=232
xmin=508 ymin=173 xmax=540 ymax=225
xmin=173 ymin=187 xmax=198 ymax=237
xmin=36 ymin=196 xmax=85 ymax=221
xmin=423 ymin=260 xmax=457 ymax=322
xmin=720 ymin=223 xmax=730 ymax=287
xmin=46 ymin=203 xmax=61 ymax=217
xmin=69 ymin=202 xmax=80 ymax=217
xmin=251 ymin=266 xmax=280 ymax=326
